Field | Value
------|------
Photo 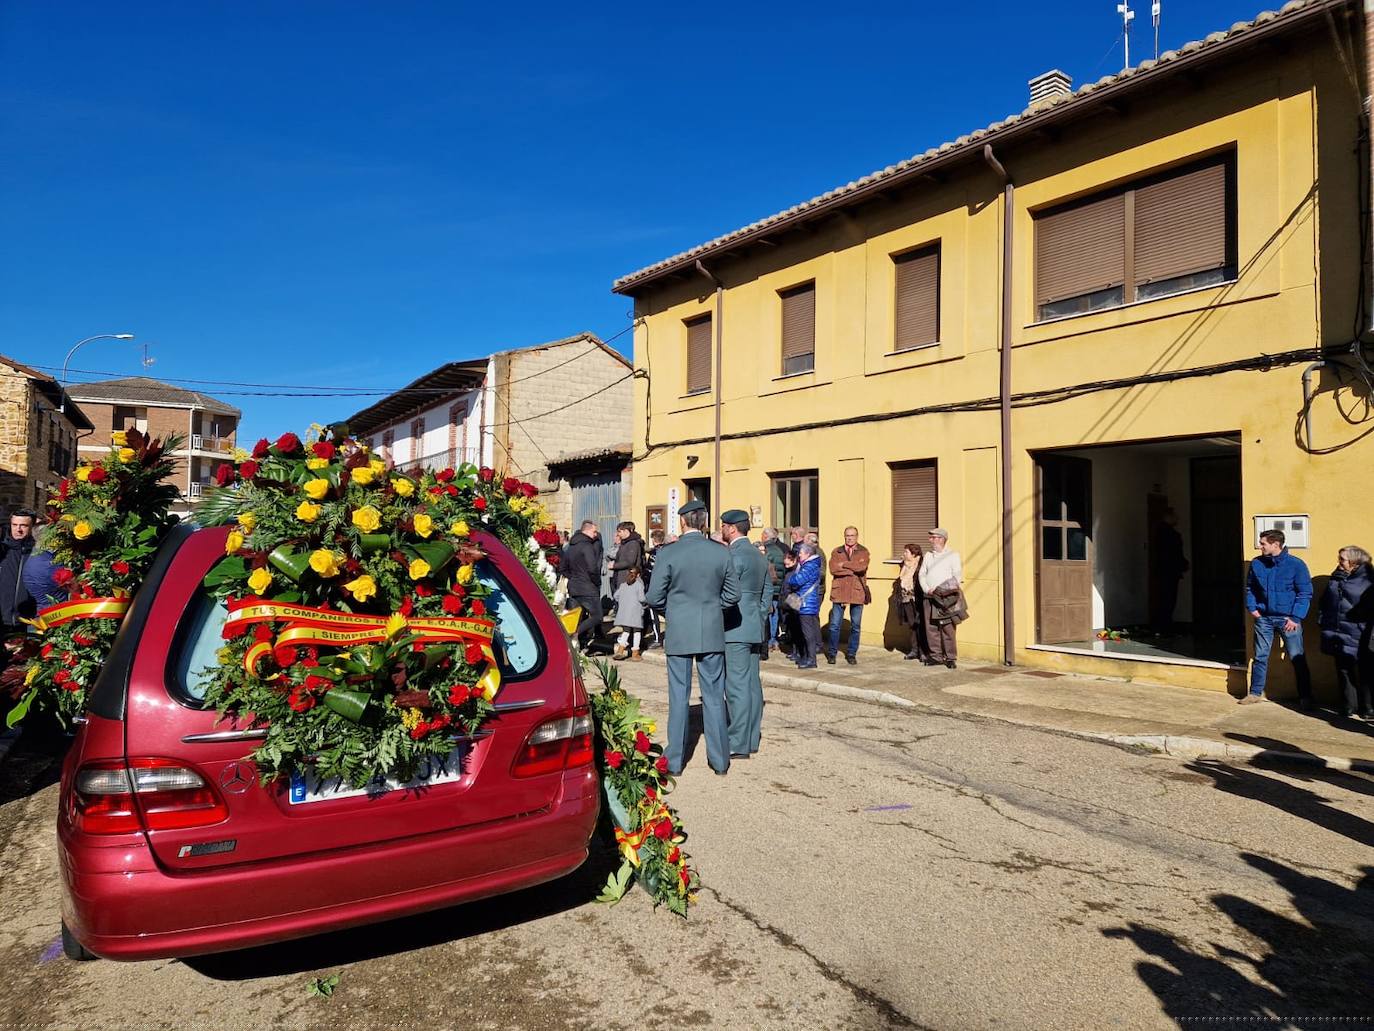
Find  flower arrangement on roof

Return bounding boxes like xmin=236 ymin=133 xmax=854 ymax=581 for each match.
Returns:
xmin=7 ymin=429 xmax=183 ymax=728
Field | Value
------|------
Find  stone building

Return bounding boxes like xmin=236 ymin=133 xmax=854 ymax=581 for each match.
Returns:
xmin=347 ymin=332 xmax=634 ymax=534
xmin=65 ymin=377 xmax=240 ymax=516
xmin=0 ymin=355 xmax=93 ymax=515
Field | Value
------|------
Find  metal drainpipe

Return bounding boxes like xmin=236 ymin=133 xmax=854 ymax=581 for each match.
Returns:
xmin=696 ymin=259 xmax=724 ymax=521
xmin=982 ymin=144 xmax=1017 ymax=667
xmin=1300 ymin=361 xmax=1326 ymax=452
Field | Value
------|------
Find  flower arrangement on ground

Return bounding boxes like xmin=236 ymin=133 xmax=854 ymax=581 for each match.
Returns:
xmin=8 ymin=430 xmax=183 ymax=727
xmin=589 ymin=658 xmax=699 ymax=916
xmin=193 ymin=425 xmax=563 ymax=787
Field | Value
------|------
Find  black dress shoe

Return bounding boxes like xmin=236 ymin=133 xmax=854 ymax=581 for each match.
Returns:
xmin=845 ymin=654 xmax=857 ymax=665
xmin=904 ymin=652 xmax=919 ymax=661
xmin=730 ymin=752 xmax=750 ymax=760
xmin=945 ymin=659 xmax=957 ymax=669
xmin=825 ymin=653 xmax=836 ymax=665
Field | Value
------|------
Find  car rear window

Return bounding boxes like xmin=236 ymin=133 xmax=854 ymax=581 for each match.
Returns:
xmin=169 ymin=559 xmax=545 ymax=704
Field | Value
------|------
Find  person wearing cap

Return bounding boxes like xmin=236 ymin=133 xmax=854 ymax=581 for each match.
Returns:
xmin=644 ymin=499 xmax=741 ymax=776
xmin=918 ymin=528 xmax=965 ymax=668
xmin=721 ymin=509 xmax=772 ymax=759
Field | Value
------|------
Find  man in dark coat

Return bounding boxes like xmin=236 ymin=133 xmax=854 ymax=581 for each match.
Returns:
xmin=0 ymin=509 xmax=38 ymax=637
xmin=562 ymin=520 xmax=604 ymax=649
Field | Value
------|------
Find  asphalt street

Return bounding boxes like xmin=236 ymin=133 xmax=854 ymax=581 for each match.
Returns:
xmin=1 ymin=663 xmax=1371 ymax=1030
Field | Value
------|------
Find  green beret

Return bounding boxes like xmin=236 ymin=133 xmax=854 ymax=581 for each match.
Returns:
xmin=721 ymin=509 xmax=749 ymax=526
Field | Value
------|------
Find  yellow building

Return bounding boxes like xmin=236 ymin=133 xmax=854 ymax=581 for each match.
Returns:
xmin=614 ymin=0 xmax=1374 ymax=697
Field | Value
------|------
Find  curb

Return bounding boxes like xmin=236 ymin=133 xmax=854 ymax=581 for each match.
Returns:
xmin=634 ymin=649 xmax=1374 ymax=774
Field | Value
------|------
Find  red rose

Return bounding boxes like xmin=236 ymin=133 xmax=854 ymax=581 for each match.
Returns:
xmin=449 ymin=583 xmax=466 ymax=599
xmin=311 ymin=441 xmax=336 ymax=460
xmin=645 ymin=784 xmax=656 ymax=800
xmin=63 ymin=679 xmax=82 ymax=693
xmin=409 ymin=725 xmax=427 ymax=740
xmin=238 ymin=460 xmax=259 ymax=479
xmin=473 ymin=497 xmax=487 ymax=511
xmin=521 ymin=483 xmax=537 ymax=499
xmin=305 ymin=674 xmax=332 ymax=691
xmin=83 ymin=560 xmax=92 ymax=571
xmin=444 ymin=484 xmax=458 ymax=497
xmin=653 ymin=820 xmax=673 ymax=840
xmin=73 ymin=632 xmax=95 ymax=647
xmin=288 ymin=689 xmax=316 ymax=712
xmin=52 ymin=567 xmax=74 ymax=587
xmin=275 ymin=432 xmax=301 ymax=453
xmin=252 ymin=438 xmax=271 ymax=459
xmin=435 ymin=468 xmax=455 ymax=483
xmin=502 ymin=476 xmax=520 ymax=495
xmin=87 ymin=467 xmax=108 ymax=485
xmin=463 ymin=642 xmax=484 ymax=665
xmin=62 ymin=651 xmax=77 ymax=667
xmin=214 ymin=462 xmax=235 ymax=487
xmin=655 ymin=755 xmax=669 ymax=774
xmin=668 ymin=846 xmax=681 ymax=863
xmin=222 ymin=621 xmax=248 ymax=640
xmin=479 ymin=467 xmax=494 ymax=482
xmin=605 ymin=750 xmax=624 ymax=769
xmin=253 ymin=624 xmax=274 ymax=643
xmin=110 ymin=560 xmax=130 ymax=576
xmin=469 ymin=599 xmax=486 ymax=617
xmin=53 ymin=669 xmax=70 ymax=685
xmin=634 ymin=730 xmax=651 ymax=754
xmin=428 ymin=486 xmax=444 ymax=497
xmin=414 ymin=583 xmax=434 ymax=597
xmin=441 ymin=594 xmax=462 ymax=615
xmin=399 ymin=597 xmax=414 ymax=617
xmin=448 ymin=684 xmax=471 ymax=705
xmin=40 ymin=643 xmax=53 ymax=659
xmin=274 ymin=645 xmax=298 ymax=667
xmin=301 ymin=656 xmax=319 ymax=668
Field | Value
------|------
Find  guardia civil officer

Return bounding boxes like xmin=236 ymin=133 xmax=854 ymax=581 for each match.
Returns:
xmin=643 ymin=499 xmax=741 ymax=776
xmin=720 ymin=509 xmax=772 ymax=759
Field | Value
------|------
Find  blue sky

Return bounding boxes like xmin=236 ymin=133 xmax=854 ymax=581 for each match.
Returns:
xmin=2 ymin=0 xmax=1270 ymax=442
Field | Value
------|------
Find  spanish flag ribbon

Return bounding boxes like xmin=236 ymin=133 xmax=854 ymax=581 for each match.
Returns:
xmin=614 ymin=826 xmax=650 ymax=867
xmin=35 ymin=597 xmax=132 ymax=630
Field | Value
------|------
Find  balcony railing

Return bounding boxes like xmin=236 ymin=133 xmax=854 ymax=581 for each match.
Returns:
xmin=394 ymin=446 xmax=484 ymax=475
xmin=187 ymin=482 xmax=205 ymax=498
xmin=190 ymin=434 xmax=235 ymax=454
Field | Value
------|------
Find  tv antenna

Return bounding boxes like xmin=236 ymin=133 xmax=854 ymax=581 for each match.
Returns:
xmin=141 ymin=342 xmax=156 ymax=368
xmin=1152 ymin=1 xmax=1161 ymax=60
xmin=1117 ymin=0 xmax=1135 ymax=70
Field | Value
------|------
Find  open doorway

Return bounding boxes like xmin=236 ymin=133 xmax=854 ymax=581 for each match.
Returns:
xmin=1033 ymin=434 xmax=1245 ymax=666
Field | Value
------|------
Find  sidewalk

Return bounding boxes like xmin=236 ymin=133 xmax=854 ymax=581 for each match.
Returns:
xmin=636 ymin=645 xmax=1374 ymax=773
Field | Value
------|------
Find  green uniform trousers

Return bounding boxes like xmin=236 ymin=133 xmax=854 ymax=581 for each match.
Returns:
xmin=724 ymin=641 xmax=763 ymax=755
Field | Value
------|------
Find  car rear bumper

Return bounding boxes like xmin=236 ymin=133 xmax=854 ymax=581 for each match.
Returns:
xmin=61 ymin=783 xmax=600 ymax=960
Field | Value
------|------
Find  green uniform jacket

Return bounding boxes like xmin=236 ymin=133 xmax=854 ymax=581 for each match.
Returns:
xmin=723 ymin=536 xmax=772 ymax=645
xmin=643 ymin=531 xmax=741 ymax=655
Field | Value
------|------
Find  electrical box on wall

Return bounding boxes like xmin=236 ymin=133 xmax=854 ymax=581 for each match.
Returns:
xmin=1254 ymin=514 xmax=1310 ymax=548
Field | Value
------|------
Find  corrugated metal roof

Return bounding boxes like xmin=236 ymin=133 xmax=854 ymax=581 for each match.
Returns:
xmin=66 ymin=376 xmax=241 ymax=417
xmin=612 ymin=0 xmax=1346 ymax=295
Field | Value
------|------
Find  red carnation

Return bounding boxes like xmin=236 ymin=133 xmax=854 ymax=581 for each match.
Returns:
xmin=222 ymin=621 xmax=248 ymax=640
xmin=288 ymin=688 xmax=316 ymax=713
xmin=668 ymin=846 xmax=680 ymax=863
xmin=448 ymin=684 xmax=471 ymax=705
xmin=311 ymin=441 xmax=336 ymax=460
xmin=430 ymin=713 xmax=452 ymax=731
xmin=214 ymin=462 xmax=235 ymax=487
xmin=521 ymin=483 xmax=537 ymax=499
xmin=655 ymin=755 xmax=669 ymax=774
xmin=409 ymin=724 xmax=427 ymax=740
xmin=444 ymin=484 xmax=458 ymax=497
xmin=464 ymin=642 xmax=484 ymax=665
xmin=473 ymin=496 xmax=487 ymax=511
xmin=301 ymin=656 xmax=319 ymax=668
xmin=479 ymin=467 xmax=494 ymax=482
xmin=414 ymin=583 xmax=434 ymax=597
xmin=275 ymin=432 xmax=301 ymax=453
xmin=305 ymin=673 xmax=333 ymax=691
xmin=435 ymin=468 xmax=455 ymax=483
xmin=40 ymin=643 xmax=54 ymax=659
xmin=87 ymin=467 xmax=108 ymax=485
xmin=469 ymin=599 xmax=486 ymax=617
xmin=502 ymin=476 xmax=520 ymax=495
xmin=634 ymin=730 xmax=651 ymax=754
xmin=605 ymin=750 xmax=624 ymax=769
xmin=274 ymin=645 xmax=298 ymax=667
xmin=62 ymin=651 xmax=77 ymax=667
xmin=449 ymin=583 xmax=466 ymax=599
xmin=252 ymin=438 xmax=271 ymax=459
xmin=253 ymin=624 xmax=274 ymax=643
xmin=111 ymin=560 xmax=130 ymax=576
xmin=53 ymin=669 xmax=70 ymax=685
xmin=63 ymin=678 xmax=82 ymax=693
xmin=654 ymin=820 xmax=673 ymax=840
xmin=238 ymin=460 xmax=259 ymax=479
xmin=52 ymin=567 xmax=74 ymax=587
xmin=399 ymin=597 xmax=414 ymax=617
xmin=73 ymin=632 xmax=95 ymax=647
xmin=441 ymin=593 xmax=462 ymax=615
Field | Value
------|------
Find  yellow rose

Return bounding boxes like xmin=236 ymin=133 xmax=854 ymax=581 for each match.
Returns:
xmin=111 ymin=430 xmax=128 ymax=447
xmin=117 ymin=447 xmax=136 ymax=463
xmin=408 ymin=558 xmax=431 ymax=580
xmin=237 ymin=511 xmax=256 ymax=533
xmin=369 ymin=458 xmax=385 ymax=475
xmin=225 ymin=530 xmax=244 ymax=554
xmin=74 ymin=466 xmax=91 ymax=482
xmin=391 ymin=478 xmax=414 ymax=497
xmin=343 ymin=574 xmax=377 ymax=601
xmin=72 ymin=520 xmax=93 ymax=541
xmin=296 ymin=500 xmax=321 ymax=523
xmin=456 ymin=563 xmax=474 ymax=585
xmin=303 ymin=478 xmax=329 ymax=500
xmin=350 ymin=467 xmax=375 ymax=486
xmin=351 ymin=505 xmax=382 ymax=533
xmin=412 ymin=513 xmax=433 ymax=538
xmin=645 ymin=721 xmax=657 ymax=736
xmin=247 ymin=568 xmax=273 ymax=594
xmin=309 ymin=549 xmax=342 ymax=578
xmin=450 ymin=520 xmax=470 ymax=538
xmin=307 ymin=457 xmax=329 ymax=470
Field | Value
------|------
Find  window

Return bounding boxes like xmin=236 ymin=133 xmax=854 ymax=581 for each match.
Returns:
xmin=890 ymin=461 xmax=938 ymax=559
xmin=113 ymin=405 xmax=149 ymax=434
xmin=779 ymin=282 xmax=816 ymax=375
xmin=410 ymin=418 xmax=425 ymax=463
xmin=685 ymin=314 xmax=712 ymax=395
xmin=771 ymin=472 xmax=819 ymax=535
xmin=683 ymin=478 xmax=711 ymax=523
xmin=893 ymin=245 xmax=940 ymax=351
xmin=381 ymin=429 xmax=394 ymax=463
xmin=1034 ymin=155 xmax=1234 ymax=321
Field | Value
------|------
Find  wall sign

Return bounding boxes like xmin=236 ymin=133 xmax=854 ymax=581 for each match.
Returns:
xmin=1253 ymin=514 xmax=1310 ymax=549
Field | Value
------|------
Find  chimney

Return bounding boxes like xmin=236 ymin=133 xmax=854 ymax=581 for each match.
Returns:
xmin=1028 ymin=69 xmax=1072 ymax=110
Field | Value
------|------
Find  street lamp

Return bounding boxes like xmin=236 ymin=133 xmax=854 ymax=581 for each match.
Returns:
xmin=58 ymin=334 xmax=135 ymax=414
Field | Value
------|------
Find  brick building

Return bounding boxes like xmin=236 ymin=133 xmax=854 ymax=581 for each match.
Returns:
xmin=347 ymin=332 xmax=634 ymax=534
xmin=0 ymin=355 xmax=92 ymax=515
xmin=66 ymin=377 xmax=241 ymax=515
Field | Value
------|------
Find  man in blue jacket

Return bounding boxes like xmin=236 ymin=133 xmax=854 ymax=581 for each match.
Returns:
xmin=1241 ymin=528 xmax=1314 ymax=708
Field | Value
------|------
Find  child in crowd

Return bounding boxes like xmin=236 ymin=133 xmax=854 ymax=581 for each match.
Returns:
xmin=612 ymin=567 xmax=646 ymax=661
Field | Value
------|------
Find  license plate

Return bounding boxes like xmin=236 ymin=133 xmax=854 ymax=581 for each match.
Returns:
xmin=288 ymin=747 xmax=468 ymax=805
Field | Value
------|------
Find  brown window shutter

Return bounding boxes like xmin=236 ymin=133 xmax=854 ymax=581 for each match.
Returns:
xmin=685 ymin=315 xmax=712 ymax=394
xmin=1133 ymin=160 xmax=1228 ymax=286
xmin=893 ymin=246 xmax=940 ymax=351
xmin=1034 ymin=192 xmax=1126 ymax=305
xmin=890 ymin=461 xmax=938 ymax=559
xmin=780 ymin=282 xmax=816 ymax=360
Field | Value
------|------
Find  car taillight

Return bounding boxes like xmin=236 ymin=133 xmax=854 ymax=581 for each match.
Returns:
xmin=511 ymin=707 xmax=595 ymax=777
xmin=72 ymin=759 xmax=229 ymax=835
